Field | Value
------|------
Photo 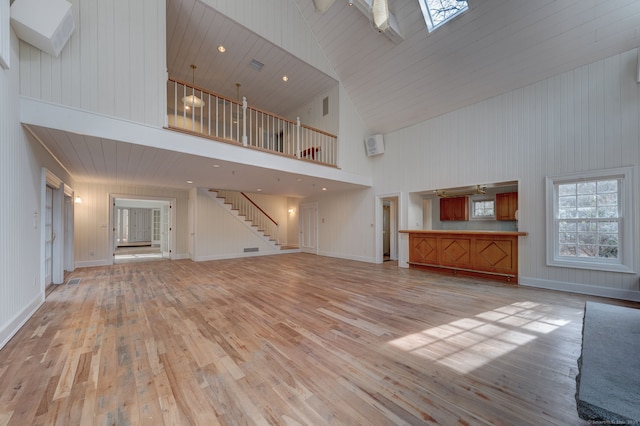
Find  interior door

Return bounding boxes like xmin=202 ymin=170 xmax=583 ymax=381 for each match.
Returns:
xmin=383 ymin=204 xmax=390 ymax=256
xmin=129 ymin=208 xmax=152 ymax=243
xmin=161 ymin=204 xmax=171 ymax=258
xmin=152 ymin=209 xmax=161 ymax=245
xmin=300 ymin=203 xmax=317 ymax=254
xmin=44 ymin=186 xmax=53 ymax=285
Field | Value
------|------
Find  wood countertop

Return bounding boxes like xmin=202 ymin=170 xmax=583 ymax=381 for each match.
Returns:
xmin=399 ymin=229 xmax=528 ymax=236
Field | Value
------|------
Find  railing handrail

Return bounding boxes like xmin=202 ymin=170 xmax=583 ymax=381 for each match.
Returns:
xmin=168 ymin=77 xmax=242 ymax=107
xmin=167 ymin=78 xmax=339 ymax=166
xmin=168 ymin=77 xmax=336 ymax=139
xmin=240 ymin=192 xmax=278 ymax=227
xmin=211 ymin=189 xmax=280 ymax=244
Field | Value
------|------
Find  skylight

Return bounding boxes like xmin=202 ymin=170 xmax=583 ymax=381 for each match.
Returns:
xmin=418 ymin=0 xmax=469 ymax=32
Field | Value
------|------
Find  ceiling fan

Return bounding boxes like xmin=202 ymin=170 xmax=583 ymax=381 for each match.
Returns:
xmin=312 ymin=0 xmax=403 ymax=43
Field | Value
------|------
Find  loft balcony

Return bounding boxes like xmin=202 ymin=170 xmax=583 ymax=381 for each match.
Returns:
xmin=167 ymin=78 xmax=338 ymax=167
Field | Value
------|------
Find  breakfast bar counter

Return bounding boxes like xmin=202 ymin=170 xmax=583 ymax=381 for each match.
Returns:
xmin=399 ymin=230 xmax=528 ymax=283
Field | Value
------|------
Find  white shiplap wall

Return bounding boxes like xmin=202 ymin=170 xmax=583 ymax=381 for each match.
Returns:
xmin=304 ymin=188 xmax=377 ymax=262
xmin=19 ymin=0 xmax=166 ymax=127
xmin=73 ymin=182 xmax=190 ymax=266
xmin=0 ymin=29 xmax=75 ymax=349
xmin=193 ymin=189 xmax=286 ymax=261
xmin=0 ymin=28 xmax=42 ymax=348
xmin=284 ymin=84 xmax=340 ymax=136
xmin=374 ymin=48 xmax=640 ymax=297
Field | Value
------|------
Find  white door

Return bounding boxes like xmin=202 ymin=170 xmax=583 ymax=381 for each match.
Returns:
xmin=115 ymin=206 xmax=128 ymax=246
xmin=299 ymin=203 xmax=317 ymax=253
xmin=44 ymin=186 xmax=54 ymax=285
xmin=152 ymin=209 xmax=161 ymax=246
xmin=129 ymin=208 xmax=152 ymax=242
xmin=161 ymin=204 xmax=171 ymax=258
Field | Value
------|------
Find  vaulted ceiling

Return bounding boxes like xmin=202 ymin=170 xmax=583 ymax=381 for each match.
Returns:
xmin=26 ymin=0 xmax=640 ymax=196
xmin=168 ymin=0 xmax=640 ymax=135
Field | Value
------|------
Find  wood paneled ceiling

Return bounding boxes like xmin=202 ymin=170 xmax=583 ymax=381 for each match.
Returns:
xmin=167 ymin=0 xmax=339 ymax=117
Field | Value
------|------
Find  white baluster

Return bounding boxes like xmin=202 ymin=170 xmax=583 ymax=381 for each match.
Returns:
xmin=242 ymin=97 xmax=248 ymax=146
xmin=296 ymin=117 xmax=301 ymax=158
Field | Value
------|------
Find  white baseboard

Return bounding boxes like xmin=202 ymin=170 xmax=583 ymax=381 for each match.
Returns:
xmin=316 ymin=251 xmax=376 ymax=263
xmin=194 ymin=249 xmax=290 ymax=262
xmin=0 ymin=294 xmax=44 ymax=350
xmin=520 ymin=277 xmax=640 ymax=302
xmin=75 ymin=259 xmax=111 ymax=268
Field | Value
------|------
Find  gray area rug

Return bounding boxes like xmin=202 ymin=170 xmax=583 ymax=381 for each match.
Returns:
xmin=576 ymin=301 xmax=640 ymax=423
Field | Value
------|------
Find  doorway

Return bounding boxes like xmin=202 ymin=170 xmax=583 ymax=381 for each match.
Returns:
xmin=42 ymin=168 xmax=74 ymax=291
xmin=110 ymin=195 xmax=175 ymax=264
xmin=44 ymin=186 xmax=53 ymax=285
xmin=299 ymin=202 xmax=318 ymax=254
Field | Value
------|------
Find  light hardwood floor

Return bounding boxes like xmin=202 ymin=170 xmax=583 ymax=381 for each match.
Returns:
xmin=1 ymin=253 xmax=637 ymax=425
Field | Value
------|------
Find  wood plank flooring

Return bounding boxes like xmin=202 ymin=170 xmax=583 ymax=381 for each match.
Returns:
xmin=1 ymin=253 xmax=637 ymax=425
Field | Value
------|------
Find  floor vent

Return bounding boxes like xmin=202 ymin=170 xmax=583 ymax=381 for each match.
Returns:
xmin=244 ymin=247 xmax=259 ymax=253
xmin=67 ymin=278 xmax=81 ymax=285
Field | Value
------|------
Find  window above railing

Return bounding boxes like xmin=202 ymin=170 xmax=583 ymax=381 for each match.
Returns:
xmin=167 ymin=78 xmax=338 ymax=167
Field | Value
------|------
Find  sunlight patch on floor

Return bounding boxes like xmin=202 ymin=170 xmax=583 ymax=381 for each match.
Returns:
xmin=388 ymin=301 xmax=572 ymax=374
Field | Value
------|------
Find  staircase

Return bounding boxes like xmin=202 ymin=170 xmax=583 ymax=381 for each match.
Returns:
xmin=208 ymin=189 xmax=281 ymax=248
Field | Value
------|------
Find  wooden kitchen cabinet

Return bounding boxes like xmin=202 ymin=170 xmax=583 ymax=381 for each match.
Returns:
xmin=496 ymin=192 xmax=518 ymax=221
xmin=439 ymin=196 xmax=469 ymax=221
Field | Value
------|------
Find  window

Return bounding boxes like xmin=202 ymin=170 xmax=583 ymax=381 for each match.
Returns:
xmin=546 ymin=167 xmax=635 ymax=273
xmin=418 ymin=0 xmax=469 ymax=32
xmin=471 ymin=198 xmax=494 ymax=220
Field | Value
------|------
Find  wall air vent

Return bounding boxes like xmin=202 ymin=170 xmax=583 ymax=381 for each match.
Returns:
xmin=244 ymin=247 xmax=259 ymax=253
xmin=248 ymin=59 xmax=264 ymax=72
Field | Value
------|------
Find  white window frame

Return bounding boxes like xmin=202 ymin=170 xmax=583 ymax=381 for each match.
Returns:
xmin=470 ymin=195 xmax=495 ymax=221
xmin=418 ymin=0 xmax=469 ymax=33
xmin=545 ymin=167 xmax=635 ymax=273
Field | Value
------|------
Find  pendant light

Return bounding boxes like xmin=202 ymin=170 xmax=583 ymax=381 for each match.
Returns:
xmin=182 ymin=64 xmax=205 ymax=109
xmin=371 ymin=0 xmax=390 ymax=32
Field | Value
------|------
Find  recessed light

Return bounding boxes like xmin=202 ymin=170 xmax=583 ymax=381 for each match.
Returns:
xmin=322 ymin=187 xmax=327 ymax=191
xmin=217 ymin=45 xmax=226 ymax=53
xmin=282 ymin=75 xmax=288 ymax=82
xmin=212 ymin=164 xmax=220 ymax=168
xmin=257 ymin=188 xmax=262 ymax=192
xmin=297 ymin=178 xmax=302 ymax=182
xmin=187 ymin=180 xmax=193 ymax=184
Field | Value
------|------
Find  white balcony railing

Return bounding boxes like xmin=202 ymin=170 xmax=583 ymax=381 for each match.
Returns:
xmin=167 ymin=78 xmax=338 ymax=166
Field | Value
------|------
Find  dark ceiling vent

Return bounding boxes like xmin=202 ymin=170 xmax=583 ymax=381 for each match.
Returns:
xmin=249 ymin=59 xmax=264 ymax=71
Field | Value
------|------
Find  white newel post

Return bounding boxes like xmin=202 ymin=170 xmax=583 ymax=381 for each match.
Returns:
xmin=296 ymin=117 xmax=301 ymax=157
xmin=242 ymin=97 xmax=248 ymax=146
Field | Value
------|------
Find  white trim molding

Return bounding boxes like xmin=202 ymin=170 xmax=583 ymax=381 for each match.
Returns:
xmin=0 ymin=0 xmax=9 ymax=69
xmin=0 ymin=295 xmax=43 ymax=350
xmin=545 ymin=166 xmax=635 ymax=274
xmin=521 ymin=276 xmax=640 ymax=303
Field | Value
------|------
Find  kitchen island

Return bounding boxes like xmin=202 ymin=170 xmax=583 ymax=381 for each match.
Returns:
xmin=399 ymin=230 xmax=528 ymax=283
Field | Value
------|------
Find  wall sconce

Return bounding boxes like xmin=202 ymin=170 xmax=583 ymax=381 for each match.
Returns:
xmin=288 ymin=208 xmax=296 ymax=214
xmin=74 ymin=195 xmax=82 ymax=204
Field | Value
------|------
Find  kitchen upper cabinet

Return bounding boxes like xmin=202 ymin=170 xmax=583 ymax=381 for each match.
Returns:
xmin=496 ymin=192 xmax=518 ymax=221
xmin=439 ymin=197 xmax=468 ymax=221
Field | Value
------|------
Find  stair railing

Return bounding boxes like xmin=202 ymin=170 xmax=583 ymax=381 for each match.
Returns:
xmin=212 ymin=189 xmax=279 ymax=245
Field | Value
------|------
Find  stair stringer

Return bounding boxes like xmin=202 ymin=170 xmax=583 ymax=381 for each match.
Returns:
xmin=203 ymin=189 xmax=280 ymax=250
